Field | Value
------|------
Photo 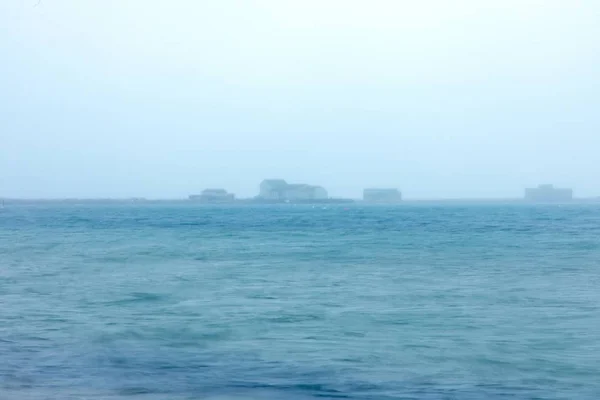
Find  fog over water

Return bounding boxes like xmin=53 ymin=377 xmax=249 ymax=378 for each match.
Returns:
xmin=1 ymin=1 xmax=599 ymax=199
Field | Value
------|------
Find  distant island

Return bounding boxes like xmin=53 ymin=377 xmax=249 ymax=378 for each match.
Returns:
xmin=188 ymin=179 xmax=402 ymax=204
xmin=184 ymin=180 xmax=586 ymax=205
xmin=2 ymin=181 xmax=595 ymax=205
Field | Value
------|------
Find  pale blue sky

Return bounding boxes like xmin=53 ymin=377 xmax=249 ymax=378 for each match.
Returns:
xmin=1 ymin=0 xmax=599 ymax=199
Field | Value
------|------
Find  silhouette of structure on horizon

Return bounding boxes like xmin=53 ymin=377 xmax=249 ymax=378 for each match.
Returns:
xmin=258 ymin=179 xmax=328 ymax=201
xmin=189 ymin=189 xmax=235 ymax=203
xmin=524 ymin=184 xmax=572 ymax=202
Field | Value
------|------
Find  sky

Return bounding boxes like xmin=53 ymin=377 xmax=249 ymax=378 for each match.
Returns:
xmin=1 ymin=0 xmax=599 ymax=199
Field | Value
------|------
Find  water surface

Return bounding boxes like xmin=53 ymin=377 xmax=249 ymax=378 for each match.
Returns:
xmin=1 ymin=204 xmax=599 ymax=399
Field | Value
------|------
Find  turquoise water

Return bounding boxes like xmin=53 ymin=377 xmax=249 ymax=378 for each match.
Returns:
xmin=1 ymin=204 xmax=599 ymax=399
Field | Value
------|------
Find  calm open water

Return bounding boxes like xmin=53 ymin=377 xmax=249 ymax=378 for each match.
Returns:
xmin=1 ymin=203 xmax=599 ymax=400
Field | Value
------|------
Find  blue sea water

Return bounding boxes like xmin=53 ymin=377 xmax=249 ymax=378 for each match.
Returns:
xmin=1 ymin=203 xmax=600 ymax=400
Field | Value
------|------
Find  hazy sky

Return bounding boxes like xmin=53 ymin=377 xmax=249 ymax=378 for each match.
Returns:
xmin=1 ymin=0 xmax=599 ymax=199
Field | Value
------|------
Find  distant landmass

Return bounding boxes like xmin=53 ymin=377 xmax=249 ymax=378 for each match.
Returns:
xmin=2 ymin=180 xmax=596 ymax=204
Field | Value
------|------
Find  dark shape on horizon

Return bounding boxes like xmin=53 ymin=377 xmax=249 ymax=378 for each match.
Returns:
xmin=524 ymin=184 xmax=573 ymax=202
xmin=189 ymin=188 xmax=235 ymax=203
xmin=258 ymin=179 xmax=328 ymax=201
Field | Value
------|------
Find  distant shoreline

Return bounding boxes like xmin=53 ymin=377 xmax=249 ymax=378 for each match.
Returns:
xmin=2 ymin=198 xmax=600 ymax=205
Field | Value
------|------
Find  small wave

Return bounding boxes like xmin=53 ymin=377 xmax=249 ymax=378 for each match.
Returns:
xmin=247 ymin=293 xmax=278 ymax=300
xmin=118 ymin=386 xmax=158 ymax=395
xmin=104 ymin=292 xmax=169 ymax=305
xmin=267 ymin=313 xmax=325 ymax=324
xmin=227 ymin=382 xmax=348 ymax=399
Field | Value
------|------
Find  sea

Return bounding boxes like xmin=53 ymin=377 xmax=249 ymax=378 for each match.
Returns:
xmin=1 ymin=203 xmax=599 ymax=400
